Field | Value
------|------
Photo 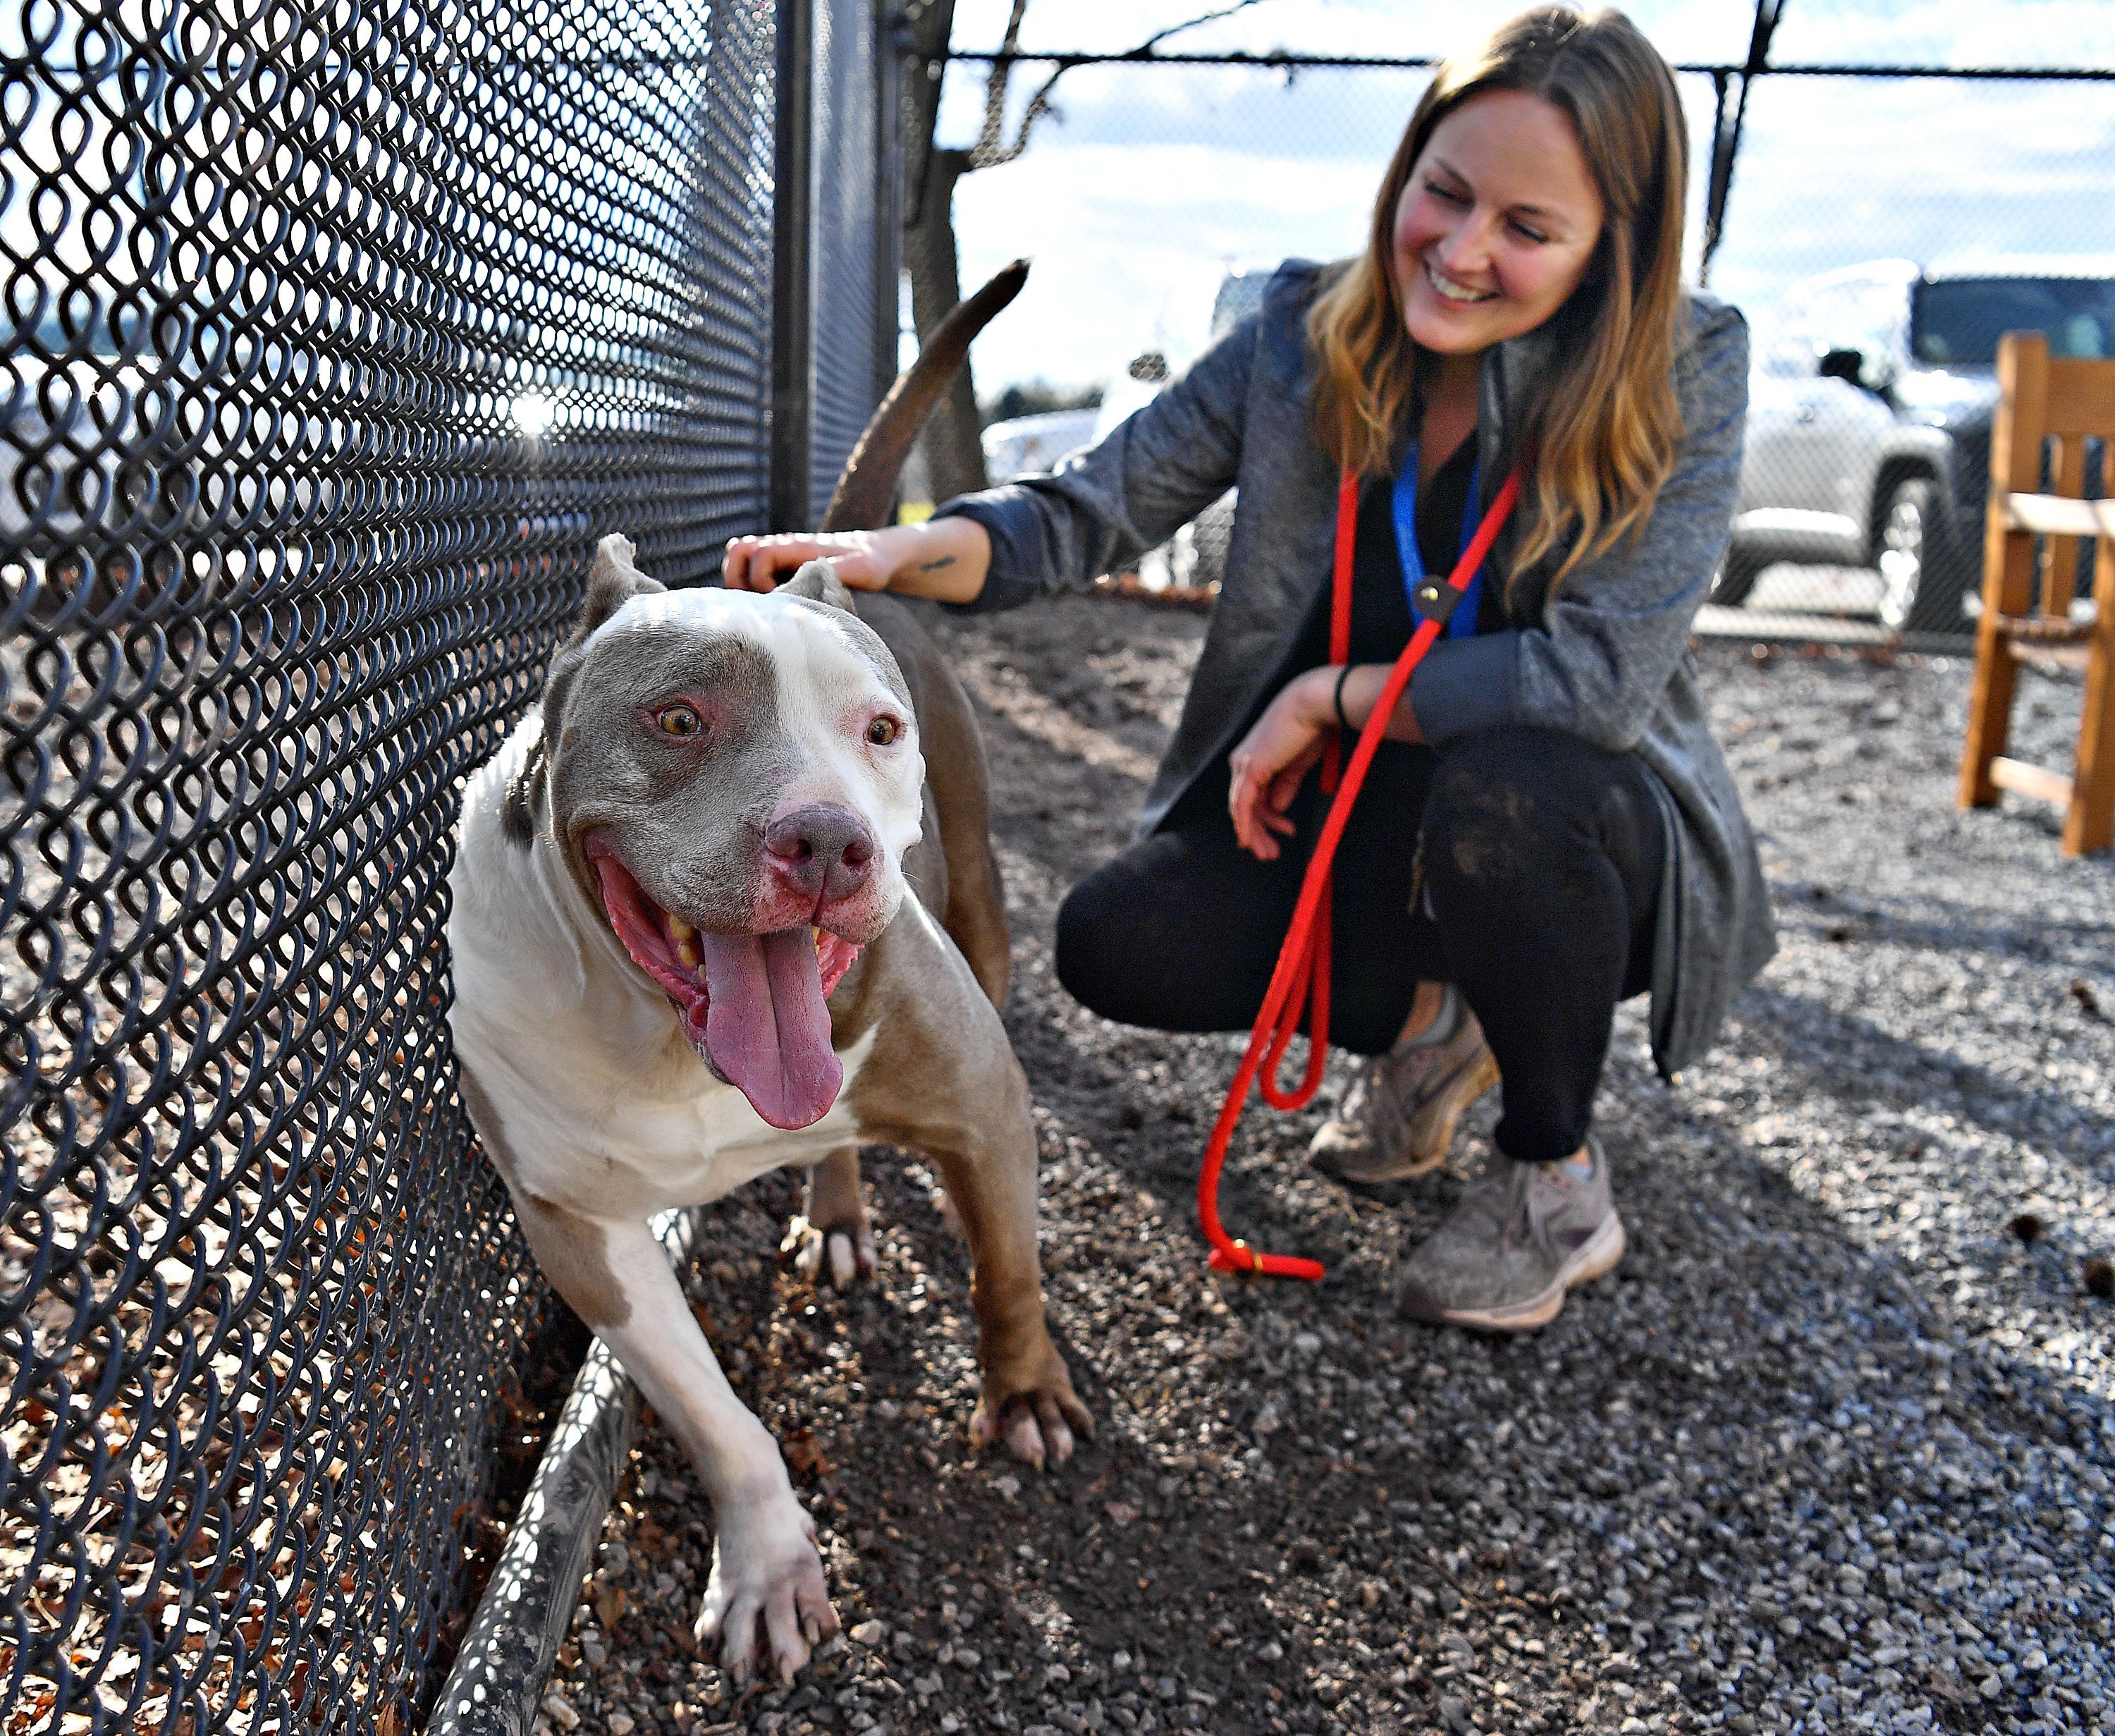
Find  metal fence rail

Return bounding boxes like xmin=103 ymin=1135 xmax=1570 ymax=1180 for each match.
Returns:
xmin=0 ymin=0 xmax=845 ymax=1723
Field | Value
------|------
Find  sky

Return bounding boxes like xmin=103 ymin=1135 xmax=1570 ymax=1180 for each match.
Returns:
xmin=931 ymin=0 xmax=2115 ymax=391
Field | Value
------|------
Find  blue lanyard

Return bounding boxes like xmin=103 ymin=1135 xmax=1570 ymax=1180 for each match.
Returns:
xmin=1390 ymin=441 xmax=1484 ymax=640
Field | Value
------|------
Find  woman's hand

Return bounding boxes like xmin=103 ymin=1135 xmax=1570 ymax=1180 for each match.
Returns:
xmin=1227 ymin=668 xmax=1339 ymax=861
xmin=721 ymin=528 xmax=909 ymax=593
xmin=723 ymin=516 xmax=993 ymax=604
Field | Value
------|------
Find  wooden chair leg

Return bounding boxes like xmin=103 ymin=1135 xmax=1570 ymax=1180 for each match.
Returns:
xmin=1964 ymin=334 xmax=2048 ymax=814
xmin=2061 ymin=544 xmax=2115 ymax=857
xmin=1960 ymin=527 xmax=2030 ymax=810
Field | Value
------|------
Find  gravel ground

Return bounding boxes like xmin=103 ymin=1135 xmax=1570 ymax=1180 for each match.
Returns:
xmin=535 ymin=599 xmax=2114 ymax=1736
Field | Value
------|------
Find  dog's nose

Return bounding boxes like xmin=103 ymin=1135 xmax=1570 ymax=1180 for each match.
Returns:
xmin=764 ymin=804 xmax=875 ymax=903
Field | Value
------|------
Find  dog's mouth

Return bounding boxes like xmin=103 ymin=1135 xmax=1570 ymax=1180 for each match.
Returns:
xmin=587 ymin=845 xmax=862 ymax=1130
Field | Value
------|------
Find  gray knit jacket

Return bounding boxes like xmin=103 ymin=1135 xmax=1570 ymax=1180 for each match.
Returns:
xmin=936 ymin=259 xmax=1776 ymax=1077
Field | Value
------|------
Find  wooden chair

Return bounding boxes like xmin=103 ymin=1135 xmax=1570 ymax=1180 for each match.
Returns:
xmin=1958 ymin=331 xmax=2115 ymax=856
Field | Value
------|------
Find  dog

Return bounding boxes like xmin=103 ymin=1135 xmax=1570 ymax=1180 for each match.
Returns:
xmin=446 ymin=538 xmax=1089 ymax=1685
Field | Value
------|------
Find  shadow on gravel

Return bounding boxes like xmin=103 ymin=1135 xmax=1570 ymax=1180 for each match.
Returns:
xmin=1729 ymin=984 xmax=2114 ymax=1171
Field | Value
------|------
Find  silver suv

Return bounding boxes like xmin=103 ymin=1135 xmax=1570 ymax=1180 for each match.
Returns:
xmin=1724 ymin=257 xmax=2115 ymax=633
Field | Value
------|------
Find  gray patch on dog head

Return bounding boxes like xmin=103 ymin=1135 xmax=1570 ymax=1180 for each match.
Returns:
xmin=546 ymin=627 xmax=796 ymax=925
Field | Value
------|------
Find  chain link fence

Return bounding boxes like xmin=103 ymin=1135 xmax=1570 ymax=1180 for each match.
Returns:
xmin=0 ymin=0 xmax=891 ymax=1726
xmin=941 ymin=44 xmax=2114 ymax=639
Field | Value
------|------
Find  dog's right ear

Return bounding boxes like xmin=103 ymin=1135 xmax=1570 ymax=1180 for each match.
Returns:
xmin=780 ymin=558 xmax=859 ymax=615
xmin=568 ymin=534 xmax=667 ymax=647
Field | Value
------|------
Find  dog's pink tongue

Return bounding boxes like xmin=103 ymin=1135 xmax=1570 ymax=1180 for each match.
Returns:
xmin=699 ymin=929 xmax=842 ymax=1130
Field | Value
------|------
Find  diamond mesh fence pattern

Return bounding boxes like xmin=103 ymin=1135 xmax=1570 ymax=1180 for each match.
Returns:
xmin=0 ymin=0 xmax=783 ymax=1725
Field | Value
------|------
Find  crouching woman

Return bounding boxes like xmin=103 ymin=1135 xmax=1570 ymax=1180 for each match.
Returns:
xmin=725 ymin=5 xmax=1776 ymax=1331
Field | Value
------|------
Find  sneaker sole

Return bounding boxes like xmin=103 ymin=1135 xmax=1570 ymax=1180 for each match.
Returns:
xmin=1425 ymin=1211 xmax=1627 ymax=1333
xmin=1308 ymin=1044 xmax=1501 ymax=1187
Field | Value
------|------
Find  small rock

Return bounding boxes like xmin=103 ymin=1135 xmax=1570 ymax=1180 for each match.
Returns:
xmin=2009 ymin=1213 xmax=2044 ymax=1244
xmin=607 ymin=1716 xmax=634 ymax=1736
xmin=2085 ymin=1257 xmax=2114 ymax=1300
xmin=541 ymin=1694 xmax=582 ymax=1733
xmin=851 ymin=1619 xmax=887 ymax=1646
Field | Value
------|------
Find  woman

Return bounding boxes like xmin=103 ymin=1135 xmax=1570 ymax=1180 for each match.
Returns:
xmin=724 ymin=6 xmax=1775 ymax=1333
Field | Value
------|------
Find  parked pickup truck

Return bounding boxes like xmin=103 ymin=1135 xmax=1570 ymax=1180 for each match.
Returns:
xmin=1724 ymin=257 xmax=2114 ymax=633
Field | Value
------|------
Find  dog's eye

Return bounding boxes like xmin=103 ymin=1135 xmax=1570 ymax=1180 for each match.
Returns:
xmin=656 ymin=704 xmax=703 ymax=738
xmin=866 ymin=715 xmax=900 ymax=747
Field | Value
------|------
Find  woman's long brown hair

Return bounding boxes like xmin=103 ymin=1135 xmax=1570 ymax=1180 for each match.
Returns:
xmin=1306 ymin=6 xmax=1691 ymax=610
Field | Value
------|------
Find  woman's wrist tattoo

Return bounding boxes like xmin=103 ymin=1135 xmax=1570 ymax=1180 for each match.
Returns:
xmin=916 ymin=555 xmax=957 ymax=574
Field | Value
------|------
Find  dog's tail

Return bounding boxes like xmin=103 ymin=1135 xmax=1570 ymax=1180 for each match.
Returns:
xmin=819 ymin=259 xmax=1029 ymax=534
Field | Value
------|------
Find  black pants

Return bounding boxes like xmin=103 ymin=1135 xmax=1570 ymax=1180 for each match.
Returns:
xmin=1055 ymin=726 xmax=1666 ymax=1163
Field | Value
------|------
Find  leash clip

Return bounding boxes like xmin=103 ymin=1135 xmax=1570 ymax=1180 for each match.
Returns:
xmin=1231 ymin=1239 xmax=1264 ymax=1276
xmin=1409 ymin=578 xmax=1462 ymax=628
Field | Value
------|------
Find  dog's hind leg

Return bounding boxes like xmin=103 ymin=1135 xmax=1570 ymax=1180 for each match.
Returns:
xmin=782 ymin=1146 xmax=878 ymax=1289
xmin=846 ymin=914 xmax=1091 ymax=1473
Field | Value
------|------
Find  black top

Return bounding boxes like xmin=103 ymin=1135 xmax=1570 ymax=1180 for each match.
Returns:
xmin=1282 ymin=432 xmax=1486 ymax=682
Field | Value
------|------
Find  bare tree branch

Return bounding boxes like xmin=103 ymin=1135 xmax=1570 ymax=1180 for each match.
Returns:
xmin=1134 ymin=0 xmax=1274 ymax=59
xmin=967 ymin=0 xmax=1275 ymax=171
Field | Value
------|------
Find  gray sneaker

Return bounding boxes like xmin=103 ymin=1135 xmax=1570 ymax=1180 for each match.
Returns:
xmin=1394 ymin=1139 xmax=1626 ymax=1331
xmin=1308 ymin=1003 xmax=1500 ymax=1186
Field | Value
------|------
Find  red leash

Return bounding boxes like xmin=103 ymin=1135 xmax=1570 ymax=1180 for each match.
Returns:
xmin=1197 ymin=464 xmax=1522 ymax=1280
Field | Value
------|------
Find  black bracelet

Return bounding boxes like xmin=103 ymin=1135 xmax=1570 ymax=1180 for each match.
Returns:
xmin=1332 ymin=664 xmax=1355 ymax=735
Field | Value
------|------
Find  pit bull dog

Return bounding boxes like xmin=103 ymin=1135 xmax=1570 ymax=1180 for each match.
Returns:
xmin=446 ymin=537 xmax=1089 ymax=1686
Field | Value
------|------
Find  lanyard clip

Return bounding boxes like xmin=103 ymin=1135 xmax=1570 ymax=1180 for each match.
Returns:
xmin=1409 ymin=577 xmax=1463 ymax=627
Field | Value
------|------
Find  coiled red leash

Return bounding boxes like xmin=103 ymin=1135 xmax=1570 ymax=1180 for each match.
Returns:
xmin=1198 ymin=464 xmax=1523 ymax=1279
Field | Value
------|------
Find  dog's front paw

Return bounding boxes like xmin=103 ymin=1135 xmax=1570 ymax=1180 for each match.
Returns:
xmin=694 ymin=1493 xmax=840 ymax=1685
xmin=779 ymin=1211 xmax=877 ymax=1291
xmin=969 ymin=1346 xmax=1093 ymax=1474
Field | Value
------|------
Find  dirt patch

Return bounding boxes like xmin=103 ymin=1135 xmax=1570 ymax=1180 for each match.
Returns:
xmin=537 ymin=601 xmax=2112 ymax=1736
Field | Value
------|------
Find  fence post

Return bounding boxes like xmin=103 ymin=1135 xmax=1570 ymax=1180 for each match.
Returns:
xmin=772 ymin=0 xmax=816 ymax=532
xmin=875 ymin=0 xmax=905 ymax=414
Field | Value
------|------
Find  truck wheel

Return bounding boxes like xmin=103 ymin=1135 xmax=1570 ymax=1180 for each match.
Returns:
xmin=1876 ymin=476 xmax=1970 ymax=635
xmin=1710 ymin=548 xmax=1765 ymax=607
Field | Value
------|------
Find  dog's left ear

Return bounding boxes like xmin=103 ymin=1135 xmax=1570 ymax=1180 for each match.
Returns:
xmin=517 ymin=536 xmax=668 ymax=830
xmin=569 ymin=534 xmax=667 ymax=645
xmin=780 ymin=558 xmax=859 ymax=615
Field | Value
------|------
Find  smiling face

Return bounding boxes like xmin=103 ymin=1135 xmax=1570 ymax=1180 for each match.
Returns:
xmin=540 ymin=566 xmax=925 ymax=1128
xmin=1390 ymin=87 xmax=1607 ymax=360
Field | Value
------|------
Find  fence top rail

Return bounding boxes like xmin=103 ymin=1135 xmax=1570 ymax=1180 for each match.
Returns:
xmin=931 ymin=45 xmax=2115 ymax=80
